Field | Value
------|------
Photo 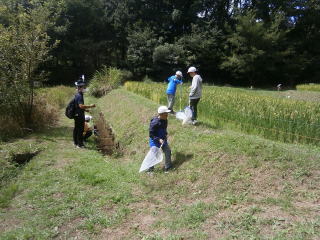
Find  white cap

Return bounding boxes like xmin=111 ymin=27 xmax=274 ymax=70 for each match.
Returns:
xmin=85 ymin=115 xmax=92 ymax=121
xmin=187 ymin=66 xmax=197 ymax=73
xmin=158 ymin=106 xmax=171 ymax=114
xmin=175 ymin=71 xmax=183 ymax=77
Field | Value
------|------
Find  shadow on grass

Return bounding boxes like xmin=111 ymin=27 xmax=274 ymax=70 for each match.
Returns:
xmin=174 ymin=152 xmax=194 ymax=169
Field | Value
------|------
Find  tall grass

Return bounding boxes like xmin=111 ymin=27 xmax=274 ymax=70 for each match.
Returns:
xmin=88 ymin=66 xmax=132 ymax=97
xmin=296 ymin=83 xmax=320 ymax=92
xmin=37 ymin=85 xmax=75 ymax=108
xmin=125 ymin=81 xmax=320 ymax=145
xmin=0 ymin=86 xmax=74 ymax=141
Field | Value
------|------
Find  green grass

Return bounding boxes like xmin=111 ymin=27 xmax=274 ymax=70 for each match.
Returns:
xmin=0 ymin=88 xmax=319 ymax=239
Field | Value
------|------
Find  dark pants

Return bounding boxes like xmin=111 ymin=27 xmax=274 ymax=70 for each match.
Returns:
xmin=83 ymin=130 xmax=92 ymax=141
xmin=189 ymin=98 xmax=200 ymax=121
xmin=73 ymin=116 xmax=85 ymax=146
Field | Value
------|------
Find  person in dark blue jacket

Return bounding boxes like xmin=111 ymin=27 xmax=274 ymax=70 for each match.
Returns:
xmin=148 ymin=106 xmax=172 ymax=172
xmin=166 ymin=71 xmax=183 ymax=114
xmin=73 ymin=79 xmax=96 ymax=148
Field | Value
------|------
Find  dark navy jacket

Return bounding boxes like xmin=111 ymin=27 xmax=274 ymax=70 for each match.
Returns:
xmin=74 ymin=92 xmax=85 ymax=118
xmin=149 ymin=117 xmax=168 ymax=147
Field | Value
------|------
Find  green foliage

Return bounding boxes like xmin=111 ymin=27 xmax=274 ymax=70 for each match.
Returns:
xmin=296 ymin=84 xmax=320 ymax=92
xmin=220 ymin=10 xmax=291 ymax=86
xmin=177 ymin=24 xmax=222 ymax=75
xmin=152 ymin=43 xmax=186 ymax=73
xmin=127 ymin=26 xmax=162 ymax=76
xmin=88 ymin=66 xmax=129 ymax=97
xmin=0 ymin=0 xmax=63 ymax=137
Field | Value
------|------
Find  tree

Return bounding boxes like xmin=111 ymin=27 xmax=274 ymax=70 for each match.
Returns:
xmin=0 ymin=0 xmax=62 ymax=127
xmin=127 ymin=26 xmax=161 ymax=77
xmin=220 ymin=10 xmax=292 ymax=86
xmin=177 ymin=23 xmax=223 ymax=83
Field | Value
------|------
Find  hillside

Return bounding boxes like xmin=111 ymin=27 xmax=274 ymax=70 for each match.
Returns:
xmin=0 ymin=88 xmax=319 ymax=239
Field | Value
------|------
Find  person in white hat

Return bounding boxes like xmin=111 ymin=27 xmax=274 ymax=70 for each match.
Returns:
xmin=165 ymin=71 xmax=183 ymax=114
xmin=187 ymin=66 xmax=202 ymax=125
xmin=148 ymin=106 xmax=173 ymax=172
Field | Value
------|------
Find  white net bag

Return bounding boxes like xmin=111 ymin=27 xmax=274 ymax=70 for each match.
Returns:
xmin=176 ymin=106 xmax=193 ymax=125
xmin=139 ymin=146 xmax=163 ymax=172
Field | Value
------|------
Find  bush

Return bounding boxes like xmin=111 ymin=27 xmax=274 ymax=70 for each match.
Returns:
xmin=88 ymin=66 xmax=130 ymax=97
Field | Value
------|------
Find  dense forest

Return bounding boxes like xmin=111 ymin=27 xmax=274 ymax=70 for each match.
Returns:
xmin=0 ymin=0 xmax=320 ymax=87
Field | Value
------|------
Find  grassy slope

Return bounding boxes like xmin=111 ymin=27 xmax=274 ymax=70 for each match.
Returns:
xmin=0 ymin=88 xmax=319 ymax=240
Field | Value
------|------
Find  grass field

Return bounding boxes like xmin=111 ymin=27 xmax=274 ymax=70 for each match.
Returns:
xmin=0 ymin=88 xmax=319 ymax=239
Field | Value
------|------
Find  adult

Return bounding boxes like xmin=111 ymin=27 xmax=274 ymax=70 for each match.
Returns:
xmin=187 ymin=66 xmax=202 ymax=125
xmin=148 ymin=106 xmax=172 ymax=173
xmin=73 ymin=80 xmax=95 ymax=148
xmin=166 ymin=71 xmax=183 ymax=114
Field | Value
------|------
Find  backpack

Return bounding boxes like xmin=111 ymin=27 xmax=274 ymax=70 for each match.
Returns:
xmin=65 ymin=97 xmax=76 ymax=119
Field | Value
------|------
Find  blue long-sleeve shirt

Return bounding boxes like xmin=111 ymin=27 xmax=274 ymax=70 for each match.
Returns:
xmin=166 ymin=75 xmax=182 ymax=95
xmin=149 ymin=117 xmax=168 ymax=147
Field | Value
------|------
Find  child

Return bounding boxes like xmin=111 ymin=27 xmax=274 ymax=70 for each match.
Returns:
xmin=148 ymin=106 xmax=173 ymax=172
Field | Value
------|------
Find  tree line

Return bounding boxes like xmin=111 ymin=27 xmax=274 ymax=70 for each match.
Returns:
xmin=1 ymin=0 xmax=320 ymax=88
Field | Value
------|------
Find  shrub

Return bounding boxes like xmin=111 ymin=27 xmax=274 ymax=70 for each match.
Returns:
xmin=88 ymin=67 xmax=130 ymax=98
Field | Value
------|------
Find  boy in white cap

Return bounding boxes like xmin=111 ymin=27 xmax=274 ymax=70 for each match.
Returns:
xmin=166 ymin=71 xmax=183 ymax=114
xmin=148 ymin=106 xmax=173 ymax=172
xmin=187 ymin=66 xmax=202 ymax=125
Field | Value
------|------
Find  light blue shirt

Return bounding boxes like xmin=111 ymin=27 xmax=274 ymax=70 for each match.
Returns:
xmin=166 ymin=75 xmax=182 ymax=95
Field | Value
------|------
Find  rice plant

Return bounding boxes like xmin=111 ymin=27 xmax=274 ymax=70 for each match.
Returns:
xmin=125 ymin=81 xmax=320 ymax=145
xmin=296 ymin=84 xmax=320 ymax=92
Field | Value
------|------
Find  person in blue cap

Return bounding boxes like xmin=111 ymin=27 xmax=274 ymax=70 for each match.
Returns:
xmin=166 ymin=71 xmax=183 ymax=114
xmin=73 ymin=79 xmax=96 ymax=148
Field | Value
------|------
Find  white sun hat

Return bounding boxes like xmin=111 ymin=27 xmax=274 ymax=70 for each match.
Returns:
xmin=187 ymin=66 xmax=197 ymax=73
xmin=158 ymin=106 xmax=171 ymax=114
xmin=85 ymin=115 xmax=92 ymax=121
xmin=175 ymin=71 xmax=183 ymax=77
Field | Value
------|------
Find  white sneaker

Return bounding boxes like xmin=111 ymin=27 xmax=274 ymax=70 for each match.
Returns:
xmin=192 ymin=120 xmax=198 ymax=125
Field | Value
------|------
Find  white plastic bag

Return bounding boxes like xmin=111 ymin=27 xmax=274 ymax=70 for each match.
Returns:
xmin=176 ymin=106 xmax=193 ymax=125
xmin=139 ymin=146 xmax=163 ymax=172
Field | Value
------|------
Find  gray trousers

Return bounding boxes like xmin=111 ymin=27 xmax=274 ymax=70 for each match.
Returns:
xmin=162 ymin=144 xmax=172 ymax=169
xmin=167 ymin=94 xmax=175 ymax=110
